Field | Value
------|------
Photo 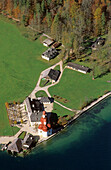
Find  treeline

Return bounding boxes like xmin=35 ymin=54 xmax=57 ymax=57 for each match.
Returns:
xmin=0 ymin=0 xmax=111 ymax=52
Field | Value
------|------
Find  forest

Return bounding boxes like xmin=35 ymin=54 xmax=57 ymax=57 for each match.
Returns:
xmin=0 ymin=0 xmax=111 ymax=78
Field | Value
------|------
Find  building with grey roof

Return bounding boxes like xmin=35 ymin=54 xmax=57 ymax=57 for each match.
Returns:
xmin=66 ymin=62 xmax=90 ymax=74
xmin=43 ymin=38 xmax=54 ymax=47
xmin=91 ymin=37 xmax=105 ymax=50
xmin=25 ymin=97 xmax=43 ymax=127
xmin=30 ymin=111 xmax=43 ymax=122
xmin=7 ymin=138 xmax=22 ymax=153
xmin=42 ymin=48 xmax=59 ymax=61
xmin=23 ymin=134 xmax=35 ymax=149
xmin=39 ymin=97 xmax=51 ymax=104
xmin=48 ymin=69 xmax=60 ymax=82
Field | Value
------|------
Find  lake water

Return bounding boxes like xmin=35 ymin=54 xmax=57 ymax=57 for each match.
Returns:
xmin=0 ymin=96 xmax=111 ymax=170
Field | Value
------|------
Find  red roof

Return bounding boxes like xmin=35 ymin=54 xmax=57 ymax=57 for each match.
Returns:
xmin=43 ymin=111 xmax=46 ymax=115
xmin=43 ymin=118 xmax=47 ymax=122
xmin=43 ymin=125 xmax=48 ymax=132
xmin=40 ymin=117 xmax=44 ymax=124
xmin=47 ymin=124 xmax=51 ymax=128
xmin=38 ymin=124 xmax=43 ymax=129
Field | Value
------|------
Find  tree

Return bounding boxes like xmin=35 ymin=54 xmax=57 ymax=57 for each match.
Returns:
xmin=62 ymin=31 xmax=72 ymax=50
xmin=81 ymin=0 xmax=92 ymax=35
xmin=34 ymin=123 xmax=38 ymax=131
xmin=70 ymin=0 xmax=79 ymax=19
xmin=5 ymin=102 xmax=9 ymax=109
xmin=13 ymin=101 xmax=16 ymax=105
xmin=101 ymin=12 xmax=106 ymax=34
xmin=72 ymin=38 xmax=80 ymax=58
xmin=13 ymin=5 xmax=21 ymax=19
xmin=90 ymin=52 xmax=97 ymax=80
xmin=6 ymin=0 xmax=14 ymax=15
xmin=51 ymin=13 xmax=60 ymax=40
xmin=41 ymin=0 xmax=45 ymax=13
xmin=47 ymin=0 xmax=51 ymax=7
xmin=14 ymin=120 xmax=17 ymax=124
xmin=94 ymin=7 xmax=102 ymax=35
xmin=46 ymin=10 xmax=52 ymax=28
xmin=21 ymin=119 xmax=23 ymax=124
xmin=36 ymin=3 xmax=41 ymax=31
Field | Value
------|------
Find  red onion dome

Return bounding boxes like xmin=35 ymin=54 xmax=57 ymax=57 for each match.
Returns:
xmin=43 ymin=118 xmax=47 ymax=123
xmin=43 ymin=111 xmax=46 ymax=115
xmin=40 ymin=117 xmax=44 ymax=123
xmin=47 ymin=123 xmax=51 ymax=128
xmin=42 ymin=125 xmax=48 ymax=132
xmin=38 ymin=124 xmax=43 ymax=129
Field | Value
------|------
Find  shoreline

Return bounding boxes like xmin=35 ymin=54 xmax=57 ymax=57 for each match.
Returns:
xmin=66 ymin=91 xmax=111 ymax=126
xmin=26 ymin=91 xmax=111 ymax=154
xmin=36 ymin=92 xmax=111 ymax=144
xmin=0 ymin=92 xmax=111 ymax=155
xmin=0 ymin=91 xmax=111 ymax=144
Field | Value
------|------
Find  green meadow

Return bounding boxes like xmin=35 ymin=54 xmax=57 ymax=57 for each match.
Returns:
xmin=0 ymin=20 xmax=49 ymax=136
xmin=53 ymin=103 xmax=75 ymax=117
xmin=35 ymin=90 xmax=48 ymax=97
xmin=49 ymin=69 xmax=111 ymax=110
xmin=0 ymin=18 xmax=111 ymax=136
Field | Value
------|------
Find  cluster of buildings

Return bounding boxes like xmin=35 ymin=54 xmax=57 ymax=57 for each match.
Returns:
xmin=42 ymin=38 xmax=61 ymax=61
xmin=5 ymin=37 xmax=62 ymax=154
xmin=25 ymin=97 xmax=53 ymax=138
xmin=6 ymin=96 xmax=55 ymax=154
xmin=7 ymin=134 xmax=37 ymax=154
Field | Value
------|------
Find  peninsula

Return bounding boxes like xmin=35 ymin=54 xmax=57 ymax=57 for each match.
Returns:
xmin=0 ymin=0 xmax=111 ymax=157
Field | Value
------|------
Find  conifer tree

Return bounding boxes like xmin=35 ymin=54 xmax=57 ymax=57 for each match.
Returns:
xmin=51 ymin=13 xmax=60 ymax=40
xmin=101 ymin=12 xmax=106 ymax=34
xmin=41 ymin=0 xmax=45 ymax=13
xmin=36 ymin=3 xmax=41 ymax=30
xmin=94 ymin=7 xmax=102 ymax=35
xmin=46 ymin=10 xmax=52 ymax=28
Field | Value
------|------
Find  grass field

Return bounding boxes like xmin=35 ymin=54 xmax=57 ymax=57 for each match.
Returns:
xmin=49 ymin=69 xmax=111 ymax=110
xmin=18 ymin=131 xmax=26 ymax=140
xmin=54 ymin=65 xmax=60 ymax=71
xmin=35 ymin=90 xmax=48 ymax=97
xmin=0 ymin=20 xmax=49 ymax=136
xmin=40 ymin=79 xmax=51 ymax=87
xmin=53 ymin=103 xmax=75 ymax=117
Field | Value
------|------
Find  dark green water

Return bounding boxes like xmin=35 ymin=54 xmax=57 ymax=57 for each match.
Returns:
xmin=0 ymin=96 xmax=111 ymax=170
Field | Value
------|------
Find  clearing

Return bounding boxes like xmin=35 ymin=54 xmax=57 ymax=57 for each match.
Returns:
xmin=53 ymin=103 xmax=75 ymax=117
xmin=49 ymin=68 xmax=111 ymax=110
xmin=0 ymin=20 xmax=49 ymax=136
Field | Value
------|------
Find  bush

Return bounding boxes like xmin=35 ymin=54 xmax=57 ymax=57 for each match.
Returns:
xmin=14 ymin=120 xmax=17 ymax=124
xmin=66 ymin=115 xmax=72 ymax=121
xmin=21 ymin=119 xmax=23 ymax=124
xmin=23 ymin=33 xmax=29 ymax=38
xmin=104 ymin=90 xmax=110 ymax=94
xmin=58 ymin=117 xmax=68 ymax=126
xmin=80 ymin=98 xmax=97 ymax=109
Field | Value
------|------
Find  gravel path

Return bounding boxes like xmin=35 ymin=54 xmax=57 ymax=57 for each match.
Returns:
xmin=0 ymin=58 xmax=111 ymax=144
xmin=54 ymin=100 xmax=79 ymax=112
xmin=29 ymin=60 xmax=78 ymax=112
xmin=30 ymin=60 xmax=63 ymax=98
